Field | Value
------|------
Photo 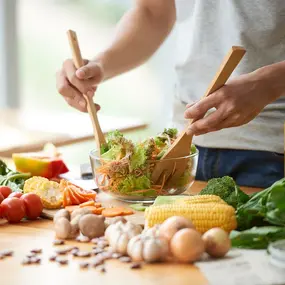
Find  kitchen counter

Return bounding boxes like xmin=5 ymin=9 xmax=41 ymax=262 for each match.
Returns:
xmin=0 ymin=181 xmax=261 ymax=285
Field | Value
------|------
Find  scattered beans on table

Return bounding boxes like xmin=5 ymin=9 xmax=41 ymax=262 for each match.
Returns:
xmin=130 ymin=263 xmax=142 ymax=270
xmin=79 ymin=262 xmax=90 ymax=269
xmin=30 ymin=249 xmax=42 ymax=254
xmin=74 ymin=251 xmax=91 ymax=258
xmin=76 ymin=235 xmax=90 ymax=243
xmin=119 ymin=256 xmax=132 ymax=263
xmin=56 ymin=258 xmax=69 ymax=266
xmin=53 ymin=240 xmax=65 ymax=246
xmin=0 ymin=250 xmax=14 ymax=257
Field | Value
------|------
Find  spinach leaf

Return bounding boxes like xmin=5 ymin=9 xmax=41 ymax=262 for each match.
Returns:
xmin=230 ymin=226 xmax=285 ymax=249
xmin=236 ymin=178 xmax=285 ymax=230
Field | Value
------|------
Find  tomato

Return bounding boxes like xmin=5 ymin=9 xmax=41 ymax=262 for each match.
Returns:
xmin=1 ymin=198 xmax=26 ymax=223
xmin=0 ymin=192 xmax=4 ymax=204
xmin=0 ymin=186 xmax=12 ymax=198
xmin=20 ymin=193 xmax=43 ymax=220
xmin=8 ymin=192 xmax=23 ymax=199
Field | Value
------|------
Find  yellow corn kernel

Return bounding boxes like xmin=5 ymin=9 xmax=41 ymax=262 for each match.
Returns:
xmin=175 ymin=194 xmax=227 ymax=205
xmin=144 ymin=202 xmax=237 ymax=233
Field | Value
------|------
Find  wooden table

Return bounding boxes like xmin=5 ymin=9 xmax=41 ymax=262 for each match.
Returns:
xmin=0 ymin=109 xmax=147 ymax=157
xmin=0 ymin=182 xmax=261 ymax=285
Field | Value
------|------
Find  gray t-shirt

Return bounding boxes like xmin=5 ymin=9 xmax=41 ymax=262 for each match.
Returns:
xmin=172 ymin=0 xmax=285 ymax=154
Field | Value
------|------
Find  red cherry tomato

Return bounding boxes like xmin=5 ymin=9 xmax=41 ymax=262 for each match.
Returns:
xmin=20 ymin=193 xmax=43 ymax=220
xmin=0 ymin=192 xmax=4 ymax=203
xmin=8 ymin=192 xmax=23 ymax=199
xmin=0 ymin=186 xmax=12 ymax=198
xmin=1 ymin=198 xmax=26 ymax=223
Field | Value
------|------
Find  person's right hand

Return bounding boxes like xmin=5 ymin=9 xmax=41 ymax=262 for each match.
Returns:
xmin=56 ymin=59 xmax=104 ymax=112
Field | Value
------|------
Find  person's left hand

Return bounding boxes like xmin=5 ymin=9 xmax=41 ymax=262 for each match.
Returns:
xmin=184 ymin=71 xmax=278 ymax=136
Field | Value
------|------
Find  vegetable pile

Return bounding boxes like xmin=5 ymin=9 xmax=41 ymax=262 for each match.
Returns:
xmin=96 ymin=129 xmax=197 ymax=198
xmin=147 ymin=176 xmax=285 ymax=249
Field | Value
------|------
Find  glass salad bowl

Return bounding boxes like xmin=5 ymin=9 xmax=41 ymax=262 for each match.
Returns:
xmin=90 ymin=149 xmax=199 ymax=203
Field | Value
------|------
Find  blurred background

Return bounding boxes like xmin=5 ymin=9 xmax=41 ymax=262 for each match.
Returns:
xmin=0 ymin=0 xmax=177 ymax=166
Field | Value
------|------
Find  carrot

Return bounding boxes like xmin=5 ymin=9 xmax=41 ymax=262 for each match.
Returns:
xmin=82 ymin=206 xmax=104 ymax=215
xmin=68 ymin=187 xmax=80 ymax=205
xmin=94 ymin=203 xmax=102 ymax=208
xmin=102 ymin=208 xmax=123 ymax=217
xmin=65 ymin=205 xmax=80 ymax=213
xmin=79 ymin=200 xmax=96 ymax=208
xmin=121 ymin=209 xmax=134 ymax=216
xmin=102 ymin=207 xmax=134 ymax=218
xmin=94 ymin=207 xmax=105 ymax=214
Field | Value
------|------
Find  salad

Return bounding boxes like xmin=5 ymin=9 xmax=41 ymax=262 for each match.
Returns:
xmin=93 ymin=128 xmax=198 ymax=198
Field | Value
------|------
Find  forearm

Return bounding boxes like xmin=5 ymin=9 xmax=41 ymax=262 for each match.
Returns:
xmin=252 ymin=60 xmax=285 ymax=101
xmin=94 ymin=1 xmax=176 ymax=81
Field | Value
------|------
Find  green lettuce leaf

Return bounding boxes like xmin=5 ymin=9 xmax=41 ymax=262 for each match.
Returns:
xmin=130 ymin=146 xmax=147 ymax=171
xmin=118 ymin=175 xmax=151 ymax=194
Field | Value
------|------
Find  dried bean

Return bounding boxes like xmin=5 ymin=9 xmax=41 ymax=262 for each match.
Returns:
xmin=30 ymin=249 xmax=42 ymax=254
xmin=112 ymin=253 xmax=123 ymax=259
xmin=99 ymin=266 xmax=106 ymax=273
xmin=91 ymin=257 xmax=104 ymax=267
xmin=100 ymin=251 xmax=113 ymax=260
xmin=0 ymin=255 xmax=5 ymax=260
xmin=56 ymin=258 xmax=68 ymax=265
xmin=91 ymin=238 xmax=99 ymax=244
xmin=26 ymin=253 xmax=37 ymax=258
xmin=76 ymin=235 xmax=90 ymax=243
xmin=75 ymin=251 xmax=91 ymax=258
xmin=22 ymin=258 xmax=32 ymax=265
xmin=79 ymin=262 xmax=89 ymax=269
xmin=119 ymin=256 xmax=132 ymax=263
xmin=53 ymin=240 xmax=65 ymax=246
xmin=55 ymin=246 xmax=74 ymax=255
xmin=49 ymin=255 xmax=57 ymax=262
xmin=0 ymin=250 xmax=13 ymax=257
xmin=130 ymin=263 xmax=142 ymax=270
xmin=92 ymin=248 xmax=104 ymax=255
xmin=30 ymin=257 xmax=41 ymax=264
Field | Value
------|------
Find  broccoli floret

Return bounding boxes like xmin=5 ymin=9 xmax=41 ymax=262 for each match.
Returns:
xmin=199 ymin=176 xmax=250 ymax=208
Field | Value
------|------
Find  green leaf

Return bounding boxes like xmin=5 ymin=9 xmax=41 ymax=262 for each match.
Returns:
xmin=153 ymin=195 xmax=188 ymax=206
xmin=130 ymin=146 xmax=147 ymax=171
xmin=129 ymin=203 xmax=148 ymax=211
xmin=230 ymin=226 xmax=285 ymax=249
xmin=118 ymin=175 xmax=151 ymax=194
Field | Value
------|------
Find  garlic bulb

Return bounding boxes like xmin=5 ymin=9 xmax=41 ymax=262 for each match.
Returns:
xmin=105 ymin=221 xmax=142 ymax=254
xmin=127 ymin=234 xmax=169 ymax=263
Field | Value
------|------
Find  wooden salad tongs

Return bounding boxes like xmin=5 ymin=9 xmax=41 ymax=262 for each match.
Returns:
xmin=151 ymin=46 xmax=246 ymax=188
xmin=67 ymin=30 xmax=106 ymax=152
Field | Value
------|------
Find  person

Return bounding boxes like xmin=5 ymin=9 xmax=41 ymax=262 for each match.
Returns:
xmin=56 ymin=0 xmax=284 ymax=188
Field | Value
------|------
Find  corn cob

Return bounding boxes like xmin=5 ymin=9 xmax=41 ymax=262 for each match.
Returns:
xmin=24 ymin=176 xmax=63 ymax=209
xmin=144 ymin=202 xmax=237 ymax=233
xmin=175 ymin=195 xmax=227 ymax=205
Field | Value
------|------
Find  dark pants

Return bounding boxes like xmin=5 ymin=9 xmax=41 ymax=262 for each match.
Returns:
xmin=195 ymin=146 xmax=284 ymax=188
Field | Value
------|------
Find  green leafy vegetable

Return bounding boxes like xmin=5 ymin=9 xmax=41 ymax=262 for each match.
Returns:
xmin=0 ymin=160 xmax=31 ymax=192
xmin=118 ymin=175 xmax=151 ymax=194
xmin=129 ymin=203 xmax=148 ymax=211
xmin=236 ymin=178 xmax=285 ymax=230
xmin=130 ymin=146 xmax=147 ymax=171
xmin=230 ymin=226 xmax=285 ymax=249
xmin=153 ymin=195 xmax=188 ymax=205
xmin=199 ymin=176 xmax=250 ymax=208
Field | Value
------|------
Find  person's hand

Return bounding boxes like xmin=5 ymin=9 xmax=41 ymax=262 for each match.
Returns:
xmin=184 ymin=71 xmax=278 ymax=136
xmin=56 ymin=59 xmax=104 ymax=112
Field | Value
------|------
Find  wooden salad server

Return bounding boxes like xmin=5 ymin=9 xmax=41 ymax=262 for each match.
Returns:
xmin=67 ymin=30 xmax=106 ymax=152
xmin=151 ymin=46 xmax=246 ymax=188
